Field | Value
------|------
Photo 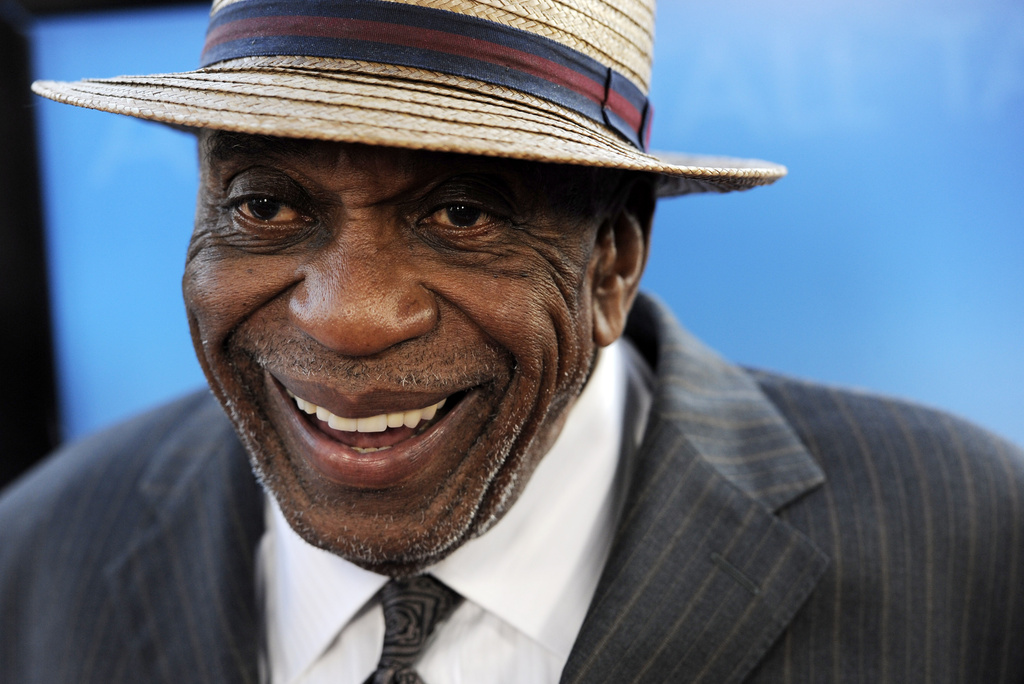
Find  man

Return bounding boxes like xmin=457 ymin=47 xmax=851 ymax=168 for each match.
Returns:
xmin=2 ymin=0 xmax=1023 ymax=682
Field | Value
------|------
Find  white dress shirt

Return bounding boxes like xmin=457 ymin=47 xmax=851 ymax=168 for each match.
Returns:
xmin=258 ymin=340 xmax=648 ymax=683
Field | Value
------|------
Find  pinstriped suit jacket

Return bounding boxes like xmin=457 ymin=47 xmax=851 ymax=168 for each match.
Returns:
xmin=2 ymin=293 xmax=1022 ymax=683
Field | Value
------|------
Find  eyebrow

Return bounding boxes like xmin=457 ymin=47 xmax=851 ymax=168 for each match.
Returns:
xmin=205 ymin=131 xmax=314 ymax=164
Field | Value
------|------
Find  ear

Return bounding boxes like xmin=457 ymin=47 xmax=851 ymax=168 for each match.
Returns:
xmin=590 ymin=178 xmax=655 ymax=347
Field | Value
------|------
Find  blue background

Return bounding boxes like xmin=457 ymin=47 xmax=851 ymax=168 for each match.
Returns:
xmin=31 ymin=1 xmax=1023 ymax=445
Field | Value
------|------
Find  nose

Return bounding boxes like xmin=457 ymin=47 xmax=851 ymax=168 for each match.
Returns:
xmin=289 ymin=236 xmax=438 ymax=357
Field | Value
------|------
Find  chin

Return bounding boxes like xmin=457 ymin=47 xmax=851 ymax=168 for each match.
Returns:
xmin=214 ymin=355 xmax=554 ymax=576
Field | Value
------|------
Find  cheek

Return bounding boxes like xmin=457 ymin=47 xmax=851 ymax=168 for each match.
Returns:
xmin=522 ymin=247 xmax=596 ymax=371
xmin=182 ymin=249 xmax=298 ymax=357
xmin=437 ymin=251 xmax=595 ymax=396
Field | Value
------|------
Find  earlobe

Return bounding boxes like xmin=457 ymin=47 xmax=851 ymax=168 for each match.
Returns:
xmin=591 ymin=179 xmax=654 ymax=347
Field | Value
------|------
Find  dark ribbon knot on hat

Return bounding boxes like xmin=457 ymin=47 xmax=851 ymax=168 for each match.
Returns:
xmin=365 ymin=575 xmax=463 ymax=684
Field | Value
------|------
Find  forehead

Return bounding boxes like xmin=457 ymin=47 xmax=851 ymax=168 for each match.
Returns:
xmin=198 ymin=131 xmax=626 ymax=216
xmin=204 ymin=130 xmax=475 ymax=172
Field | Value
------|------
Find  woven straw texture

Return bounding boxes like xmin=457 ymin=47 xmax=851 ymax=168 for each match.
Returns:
xmin=211 ymin=0 xmax=655 ymax=87
xmin=31 ymin=0 xmax=786 ymax=196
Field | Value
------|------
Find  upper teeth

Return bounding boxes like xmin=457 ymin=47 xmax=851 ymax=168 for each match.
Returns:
xmin=287 ymin=390 xmax=445 ymax=433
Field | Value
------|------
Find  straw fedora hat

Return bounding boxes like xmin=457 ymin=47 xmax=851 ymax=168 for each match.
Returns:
xmin=32 ymin=0 xmax=786 ymax=197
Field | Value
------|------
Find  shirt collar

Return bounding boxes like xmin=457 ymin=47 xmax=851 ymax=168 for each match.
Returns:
xmin=261 ymin=340 xmax=633 ymax=678
xmin=260 ymin=500 xmax=388 ymax=684
xmin=431 ymin=340 xmax=628 ymax=660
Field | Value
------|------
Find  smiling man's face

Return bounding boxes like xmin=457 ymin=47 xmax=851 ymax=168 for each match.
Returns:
xmin=184 ymin=132 xmax=651 ymax=576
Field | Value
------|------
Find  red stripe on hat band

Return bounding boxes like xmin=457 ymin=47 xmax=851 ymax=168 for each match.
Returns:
xmin=203 ymin=14 xmax=645 ymax=136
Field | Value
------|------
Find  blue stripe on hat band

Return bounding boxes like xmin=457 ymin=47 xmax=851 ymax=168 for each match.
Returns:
xmin=201 ymin=0 xmax=652 ymax=150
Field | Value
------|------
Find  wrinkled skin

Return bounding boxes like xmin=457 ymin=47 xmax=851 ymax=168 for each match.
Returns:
xmin=184 ymin=131 xmax=654 ymax=576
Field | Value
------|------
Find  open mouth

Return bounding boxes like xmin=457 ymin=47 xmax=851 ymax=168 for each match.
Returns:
xmin=285 ymin=387 xmax=466 ymax=453
xmin=266 ymin=370 xmax=484 ymax=489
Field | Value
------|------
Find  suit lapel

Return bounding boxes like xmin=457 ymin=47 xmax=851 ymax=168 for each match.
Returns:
xmin=104 ymin=401 xmax=264 ymax=684
xmin=90 ymin=295 xmax=826 ymax=683
xmin=562 ymin=295 xmax=830 ymax=684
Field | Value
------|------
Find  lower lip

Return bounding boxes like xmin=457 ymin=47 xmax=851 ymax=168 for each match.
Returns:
xmin=267 ymin=376 xmax=468 ymax=490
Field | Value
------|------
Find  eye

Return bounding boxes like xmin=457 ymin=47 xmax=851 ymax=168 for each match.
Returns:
xmin=428 ymin=204 xmax=488 ymax=229
xmin=236 ymin=197 xmax=302 ymax=224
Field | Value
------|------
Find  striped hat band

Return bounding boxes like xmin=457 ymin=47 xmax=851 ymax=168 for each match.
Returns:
xmin=201 ymin=0 xmax=652 ymax=150
xmin=31 ymin=0 xmax=789 ymax=197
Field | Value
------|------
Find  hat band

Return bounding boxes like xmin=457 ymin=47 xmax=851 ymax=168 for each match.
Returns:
xmin=201 ymin=0 xmax=652 ymax=151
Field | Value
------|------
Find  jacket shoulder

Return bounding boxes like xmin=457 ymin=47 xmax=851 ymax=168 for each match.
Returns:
xmin=746 ymin=369 xmax=1024 ymax=681
xmin=747 ymin=368 xmax=1024 ymax=492
xmin=0 ymin=390 xmax=238 ymax=679
xmin=0 ymin=389 xmax=229 ymax=537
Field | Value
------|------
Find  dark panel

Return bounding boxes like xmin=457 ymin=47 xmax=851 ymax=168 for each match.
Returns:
xmin=0 ymin=6 xmax=60 ymax=487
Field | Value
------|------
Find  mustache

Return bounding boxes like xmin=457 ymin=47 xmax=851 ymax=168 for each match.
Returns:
xmin=227 ymin=323 xmax=511 ymax=392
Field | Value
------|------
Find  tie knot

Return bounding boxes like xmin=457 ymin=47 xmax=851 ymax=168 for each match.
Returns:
xmin=366 ymin=575 xmax=463 ymax=684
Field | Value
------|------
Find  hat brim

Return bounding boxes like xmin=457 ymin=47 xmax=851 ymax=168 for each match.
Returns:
xmin=32 ymin=55 xmax=785 ymax=197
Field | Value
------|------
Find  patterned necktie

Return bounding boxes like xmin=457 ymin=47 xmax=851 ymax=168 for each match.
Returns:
xmin=364 ymin=575 xmax=464 ymax=684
